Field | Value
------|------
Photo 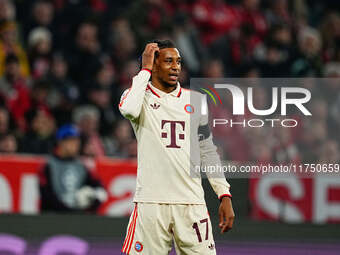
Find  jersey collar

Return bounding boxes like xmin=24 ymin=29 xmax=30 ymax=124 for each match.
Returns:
xmin=147 ymin=82 xmax=182 ymax=98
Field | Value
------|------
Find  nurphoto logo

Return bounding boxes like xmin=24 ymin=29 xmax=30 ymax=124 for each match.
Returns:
xmin=199 ymin=82 xmax=312 ymax=128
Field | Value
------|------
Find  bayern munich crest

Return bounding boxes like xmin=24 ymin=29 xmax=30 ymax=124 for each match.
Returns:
xmin=184 ymin=104 xmax=194 ymax=114
xmin=135 ymin=241 xmax=143 ymax=252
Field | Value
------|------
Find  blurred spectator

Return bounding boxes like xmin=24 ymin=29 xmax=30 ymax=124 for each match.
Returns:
xmin=0 ymin=0 xmax=16 ymax=21
xmin=67 ymin=21 xmax=102 ymax=86
xmin=309 ymin=99 xmax=328 ymax=122
xmin=0 ymin=132 xmax=17 ymax=153
xmin=270 ymin=24 xmax=293 ymax=49
xmin=246 ymin=127 xmax=272 ymax=163
xmin=239 ymin=0 xmax=267 ymax=36
xmin=23 ymin=0 xmax=55 ymax=41
xmin=39 ymin=124 xmax=107 ymax=212
xmin=48 ymin=53 xmax=79 ymax=125
xmin=19 ymin=108 xmax=55 ymax=154
xmin=118 ymin=59 xmax=140 ymax=90
xmin=30 ymin=79 xmax=51 ymax=111
xmin=265 ymin=0 xmax=291 ymax=26
xmin=0 ymin=20 xmax=30 ymax=77
xmin=258 ymin=42 xmax=291 ymax=77
xmin=0 ymin=106 xmax=9 ymax=135
xmin=237 ymin=63 xmax=260 ymax=77
xmin=173 ymin=12 xmax=207 ymax=74
xmin=28 ymin=27 xmax=53 ymax=79
xmin=103 ymin=119 xmax=135 ymax=157
xmin=125 ymin=0 xmax=173 ymax=45
xmin=86 ymin=62 xmax=118 ymax=135
xmin=320 ymin=12 xmax=340 ymax=62
xmin=0 ymin=54 xmax=31 ymax=131
xmin=298 ymin=120 xmax=328 ymax=163
xmin=321 ymin=64 xmax=340 ymax=105
xmin=318 ymin=139 xmax=340 ymax=164
xmin=109 ymin=17 xmax=137 ymax=72
xmin=191 ymin=0 xmax=239 ymax=45
xmin=73 ymin=105 xmax=105 ymax=157
xmin=324 ymin=62 xmax=340 ymax=78
xmin=178 ymin=65 xmax=189 ymax=86
xmin=202 ymin=58 xmax=226 ymax=77
xmin=291 ymin=27 xmax=323 ymax=76
xmin=229 ymin=0 xmax=268 ymax=66
xmin=256 ymin=24 xmax=293 ymax=77
xmin=48 ymin=53 xmax=74 ymax=85
xmin=272 ymin=124 xmax=301 ymax=164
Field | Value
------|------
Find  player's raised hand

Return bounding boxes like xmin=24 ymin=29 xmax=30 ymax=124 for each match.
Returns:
xmin=142 ymin=43 xmax=159 ymax=70
xmin=218 ymin=197 xmax=235 ymax=233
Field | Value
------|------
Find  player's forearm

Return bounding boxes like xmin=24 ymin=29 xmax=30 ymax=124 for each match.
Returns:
xmin=119 ymin=69 xmax=151 ymax=119
xmin=200 ymin=135 xmax=232 ymax=198
xmin=208 ymin=177 xmax=232 ymax=199
xmin=206 ymin=158 xmax=232 ymax=198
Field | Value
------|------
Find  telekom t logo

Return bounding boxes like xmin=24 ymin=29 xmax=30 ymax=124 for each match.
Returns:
xmin=161 ymin=120 xmax=185 ymax=148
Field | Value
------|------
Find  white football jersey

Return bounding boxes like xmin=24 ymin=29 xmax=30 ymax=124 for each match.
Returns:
xmin=119 ymin=69 xmax=231 ymax=204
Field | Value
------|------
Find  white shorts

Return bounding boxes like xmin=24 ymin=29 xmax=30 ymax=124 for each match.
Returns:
xmin=121 ymin=203 xmax=216 ymax=255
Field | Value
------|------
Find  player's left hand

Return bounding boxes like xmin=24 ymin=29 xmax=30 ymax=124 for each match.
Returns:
xmin=218 ymin=197 xmax=235 ymax=233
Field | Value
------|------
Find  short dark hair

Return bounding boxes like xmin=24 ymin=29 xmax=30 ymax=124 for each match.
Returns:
xmin=139 ymin=39 xmax=177 ymax=68
xmin=151 ymin=39 xmax=176 ymax=49
xmin=151 ymin=39 xmax=176 ymax=60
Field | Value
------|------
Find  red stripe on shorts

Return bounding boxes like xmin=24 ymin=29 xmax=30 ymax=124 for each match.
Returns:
xmin=122 ymin=205 xmax=137 ymax=253
xmin=127 ymin=204 xmax=138 ymax=254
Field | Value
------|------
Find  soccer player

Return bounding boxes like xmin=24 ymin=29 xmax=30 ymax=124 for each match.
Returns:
xmin=119 ymin=40 xmax=235 ymax=254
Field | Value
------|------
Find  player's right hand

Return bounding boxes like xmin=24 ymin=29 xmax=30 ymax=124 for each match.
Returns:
xmin=142 ymin=43 xmax=159 ymax=71
xmin=219 ymin=196 xmax=235 ymax=233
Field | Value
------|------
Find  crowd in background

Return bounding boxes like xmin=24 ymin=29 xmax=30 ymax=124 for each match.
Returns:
xmin=0 ymin=0 xmax=339 ymax=165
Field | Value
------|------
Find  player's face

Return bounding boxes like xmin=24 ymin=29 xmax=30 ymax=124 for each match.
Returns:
xmin=154 ymin=48 xmax=181 ymax=87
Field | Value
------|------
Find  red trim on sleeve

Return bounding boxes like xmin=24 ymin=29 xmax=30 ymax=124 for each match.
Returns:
xmin=141 ymin=68 xmax=152 ymax=75
xmin=147 ymin=85 xmax=161 ymax=98
xmin=219 ymin=194 xmax=232 ymax=200
xmin=118 ymin=87 xmax=131 ymax=108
